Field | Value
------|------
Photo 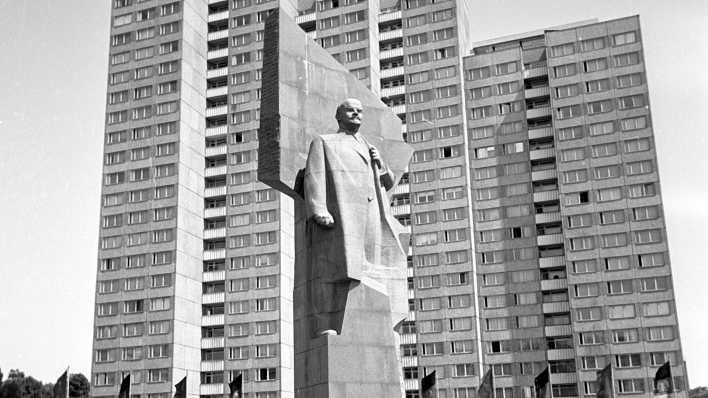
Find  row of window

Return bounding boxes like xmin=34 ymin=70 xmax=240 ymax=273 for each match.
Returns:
xmin=313 ymin=10 xmax=367 ymax=31
xmin=578 ymin=325 xmax=676 ymax=346
xmin=103 ymin=185 xmax=176 ymax=208
xmin=413 ymin=250 xmax=468 ymax=268
xmin=562 ymin=158 xmax=654 ymax=183
xmin=110 ymin=41 xmax=179 ymax=66
xmin=214 ymin=297 xmax=278 ymax=315
xmin=412 ymin=144 xmax=463 ymax=162
xmin=408 ymin=85 xmax=460 ymax=104
xmin=109 ymin=60 xmax=178 ymax=85
xmin=107 ymin=101 xmax=179 ymax=124
xmin=413 ymin=227 xmax=467 ymax=246
xmin=417 ymin=294 xmax=472 ymax=311
xmin=550 ymin=31 xmax=638 ymax=58
xmin=102 ymin=207 xmax=175 ymax=229
xmin=406 ymin=65 xmax=457 ymax=85
xmin=108 ymin=81 xmax=179 ymax=105
xmin=316 ymin=0 xmax=365 ymax=11
xmin=405 ymin=8 xmax=455 ymax=28
xmin=411 ymin=165 xmax=464 ymax=184
xmin=584 ymin=377 xmax=685 ymax=396
xmin=418 ymin=317 xmax=473 ymax=333
xmin=559 ymin=137 xmax=652 ymax=163
xmin=319 ymin=29 xmax=368 ymax=48
xmin=558 ymin=116 xmax=649 ymax=143
xmin=215 ymin=230 xmax=278 ymax=248
xmin=223 ymin=275 xmax=279 ymax=292
xmin=103 ymin=163 xmax=177 ymax=186
xmin=567 ymin=228 xmax=663 ymax=251
xmin=101 ymin=228 xmax=175 ymax=250
xmin=110 ymin=21 xmax=179 ymax=46
xmin=100 ymin=251 xmax=174 ymax=272
xmin=407 ymin=124 xmax=462 ymax=143
xmin=112 ymin=3 xmax=180 ymax=26
xmin=552 ymin=51 xmax=641 ymax=78
xmin=96 ymin=297 xmax=172 ymax=317
xmin=94 ymin=368 xmax=170 ymax=386
xmin=95 ymin=344 xmax=170 ymax=363
xmin=566 ymin=205 xmax=661 ymax=230
xmin=556 ymin=94 xmax=647 ymax=120
xmin=411 ymin=207 xmax=467 ymax=226
xmin=403 ymin=363 xmax=476 ymax=380
xmin=104 ymin=143 xmax=177 ymax=166
xmin=97 ymin=274 xmax=171 ymax=294
xmin=406 ymin=46 xmax=457 ymax=66
xmin=404 ymin=27 xmax=456 ymax=48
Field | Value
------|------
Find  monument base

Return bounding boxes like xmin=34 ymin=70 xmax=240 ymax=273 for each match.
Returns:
xmin=294 ymin=283 xmax=403 ymax=398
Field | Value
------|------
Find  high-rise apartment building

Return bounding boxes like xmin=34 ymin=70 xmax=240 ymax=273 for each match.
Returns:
xmin=462 ymin=16 xmax=687 ymax=398
xmin=92 ymin=1 xmax=686 ymax=397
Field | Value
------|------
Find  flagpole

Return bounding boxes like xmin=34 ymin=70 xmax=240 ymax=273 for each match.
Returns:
xmin=66 ymin=366 xmax=70 ymax=398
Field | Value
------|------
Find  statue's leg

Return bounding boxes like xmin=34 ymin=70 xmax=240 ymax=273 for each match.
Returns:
xmin=313 ymin=278 xmax=352 ymax=336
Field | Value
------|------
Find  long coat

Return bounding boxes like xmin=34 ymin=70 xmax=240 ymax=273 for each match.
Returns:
xmin=303 ymin=131 xmax=407 ymax=283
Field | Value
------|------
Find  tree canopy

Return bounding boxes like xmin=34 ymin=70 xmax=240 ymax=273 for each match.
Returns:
xmin=0 ymin=370 xmax=89 ymax=398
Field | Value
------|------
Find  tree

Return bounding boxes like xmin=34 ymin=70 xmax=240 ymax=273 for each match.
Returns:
xmin=68 ymin=374 xmax=89 ymax=398
xmin=690 ymin=387 xmax=708 ymax=398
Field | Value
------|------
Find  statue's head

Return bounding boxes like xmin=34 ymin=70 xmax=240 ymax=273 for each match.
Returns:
xmin=335 ymin=98 xmax=363 ymax=133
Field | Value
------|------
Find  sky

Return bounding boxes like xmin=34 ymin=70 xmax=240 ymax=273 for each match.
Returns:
xmin=0 ymin=0 xmax=706 ymax=387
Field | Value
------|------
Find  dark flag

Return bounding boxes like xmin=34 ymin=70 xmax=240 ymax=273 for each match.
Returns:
xmin=596 ymin=364 xmax=614 ymax=398
xmin=118 ymin=374 xmax=131 ymax=398
xmin=478 ymin=369 xmax=494 ymax=398
xmin=421 ymin=370 xmax=436 ymax=398
xmin=654 ymin=361 xmax=674 ymax=397
xmin=534 ymin=367 xmax=549 ymax=398
xmin=174 ymin=376 xmax=186 ymax=398
xmin=53 ymin=369 xmax=69 ymax=398
xmin=228 ymin=373 xmax=243 ymax=398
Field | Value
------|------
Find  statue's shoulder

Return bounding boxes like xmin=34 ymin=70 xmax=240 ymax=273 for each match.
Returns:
xmin=318 ymin=132 xmax=342 ymax=142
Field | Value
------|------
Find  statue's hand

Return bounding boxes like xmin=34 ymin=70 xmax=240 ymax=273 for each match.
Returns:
xmin=313 ymin=213 xmax=335 ymax=228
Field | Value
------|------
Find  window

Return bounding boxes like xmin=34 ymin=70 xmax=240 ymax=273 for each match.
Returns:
xmin=633 ymin=205 xmax=660 ymax=221
xmin=586 ymin=78 xmax=610 ymax=93
xmin=495 ymin=61 xmax=517 ymax=75
xmin=613 ymin=31 xmax=637 ymax=46
xmin=563 ymin=169 xmax=588 ymax=184
xmin=634 ymin=228 xmax=662 ymax=244
xmin=584 ymin=57 xmax=608 ymax=72
xmin=149 ymin=297 xmax=171 ymax=312
xmin=553 ymin=63 xmax=576 ymax=78
xmin=574 ymin=283 xmax=599 ymax=297
xmin=468 ymin=66 xmax=490 ymax=80
xmin=639 ymin=252 xmax=665 ymax=268
xmin=642 ymin=301 xmax=671 ymax=317
xmin=617 ymin=73 xmax=643 ymax=88
xmin=579 ymin=331 xmax=604 ymax=345
xmin=576 ymin=307 xmax=601 ymax=322
xmin=558 ymin=126 xmax=583 ymax=141
xmin=560 ymin=148 xmax=585 ymax=162
xmin=614 ymin=52 xmax=641 ymax=67
xmin=555 ymin=84 xmax=579 ymax=98
xmin=640 ymin=276 xmax=669 ymax=292
xmin=597 ymin=187 xmax=622 ymax=202
xmin=551 ymin=43 xmax=574 ymax=57
xmin=556 ymin=104 xmax=581 ymax=120
xmin=647 ymin=326 xmax=674 ymax=341
xmin=594 ymin=164 xmax=621 ymax=179
xmin=617 ymin=379 xmax=644 ymax=394
xmin=581 ymin=37 xmax=605 ymax=52
xmin=587 ymin=99 xmax=613 ymax=115
xmin=343 ymin=10 xmax=366 ymax=24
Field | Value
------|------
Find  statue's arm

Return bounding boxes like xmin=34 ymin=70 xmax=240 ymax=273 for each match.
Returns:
xmin=304 ymin=137 xmax=334 ymax=226
xmin=379 ymin=167 xmax=395 ymax=191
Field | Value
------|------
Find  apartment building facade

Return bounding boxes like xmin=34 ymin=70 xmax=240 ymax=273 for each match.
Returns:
xmin=92 ymin=1 xmax=687 ymax=397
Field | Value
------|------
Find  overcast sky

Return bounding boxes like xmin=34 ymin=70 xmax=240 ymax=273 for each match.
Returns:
xmin=0 ymin=0 xmax=706 ymax=387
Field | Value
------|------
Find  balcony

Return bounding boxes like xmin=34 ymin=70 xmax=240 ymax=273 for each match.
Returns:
xmin=204 ymin=227 xmax=226 ymax=240
xmin=203 ymin=248 xmax=226 ymax=261
xmin=206 ymin=105 xmax=228 ymax=117
xmin=543 ymin=301 xmax=570 ymax=313
xmin=203 ymin=270 xmax=226 ymax=283
xmin=403 ymin=379 xmax=419 ymax=392
xmin=201 ymin=313 xmax=224 ymax=326
xmin=528 ymin=127 xmax=553 ymax=139
xmin=205 ymin=125 xmax=227 ymax=137
xmin=547 ymin=348 xmax=575 ymax=361
xmin=204 ymin=185 xmax=227 ymax=198
xmin=530 ymin=147 xmax=556 ymax=161
xmin=381 ymin=85 xmax=405 ymax=97
xmin=206 ymin=85 xmax=228 ymax=97
xmin=391 ymin=204 xmax=410 ymax=216
xmin=531 ymin=168 xmax=557 ymax=181
xmin=523 ymin=67 xmax=548 ymax=79
xmin=379 ymin=29 xmax=403 ymax=41
xmin=401 ymin=356 xmax=418 ymax=367
xmin=201 ymin=337 xmax=225 ymax=349
xmin=202 ymin=291 xmax=225 ymax=305
xmin=380 ymin=66 xmax=404 ymax=79
xmin=541 ymin=278 xmax=568 ymax=290
xmin=544 ymin=324 xmax=573 ymax=336
xmin=379 ymin=10 xmax=401 ymax=23
xmin=526 ymin=107 xmax=551 ymax=119
xmin=207 ymin=29 xmax=228 ymax=41
xmin=550 ymin=373 xmax=578 ymax=384
xmin=393 ymin=183 xmax=409 ymax=195
xmin=380 ymin=47 xmax=403 ymax=60
xmin=390 ymin=104 xmax=405 ymax=114
xmin=537 ymin=233 xmax=563 ymax=246
xmin=535 ymin=212 xmax=561 ymax=224
xmin=206 ymin=144 xmax=228 ymax=157
xmin=525 ymin=86 xmax=550 ymax=99
xmin=539 ymin=256 xmax=565 ymax=268
xmin=533 ymin=190 xmax=559 ymax=202
xmin=295 ymin=12 xmax=315 ymax=24
xmin=400 ymin=333 xmax=416 ymax=345
xmin=200 ymin=384 xmax=223 ymax=396
xmin=205 ymin=165 xmax=227 ymax=178
xmin=306 ymin=30 xmax=317 ymax=40
xmin=207 ymin=67 xmax=228 ymax=79
xmin=207 ymin=10 xmax=229 ymax=23
xmin=204 ymin=206 xmax=226 ymax=218
xmin=407 ymin=311 xmax=415 ymax=321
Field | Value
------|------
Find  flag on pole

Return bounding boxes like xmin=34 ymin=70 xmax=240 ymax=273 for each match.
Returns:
xmin=478 ymin=369 xmax=494 ymax=398
xmin=534 ymin=367 xmax=549 ymax=398
xmin=421 ymin=370 xmax=436 ymax=398
xmin=174 ymin=376 xmax=186 ymax=398
xmin=118 ymin=374 xmax=131 ymax=398
xmin=228 ymin=373 xmax=242 ymax=398
xmin=596 ymin=364 xmax=614 ymax=398
xmin=53 ymin=369 xmax=69 ymax=398
xmin=654 ymin=361 xmax=674 ymax=397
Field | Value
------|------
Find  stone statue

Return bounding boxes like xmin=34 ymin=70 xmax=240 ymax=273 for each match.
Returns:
xmin=303 ymin=98 xmax=408 ymax=335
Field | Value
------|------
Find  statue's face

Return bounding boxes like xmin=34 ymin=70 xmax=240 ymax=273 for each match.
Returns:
xmin=337 ymin=99 xmax=363 ymax=130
